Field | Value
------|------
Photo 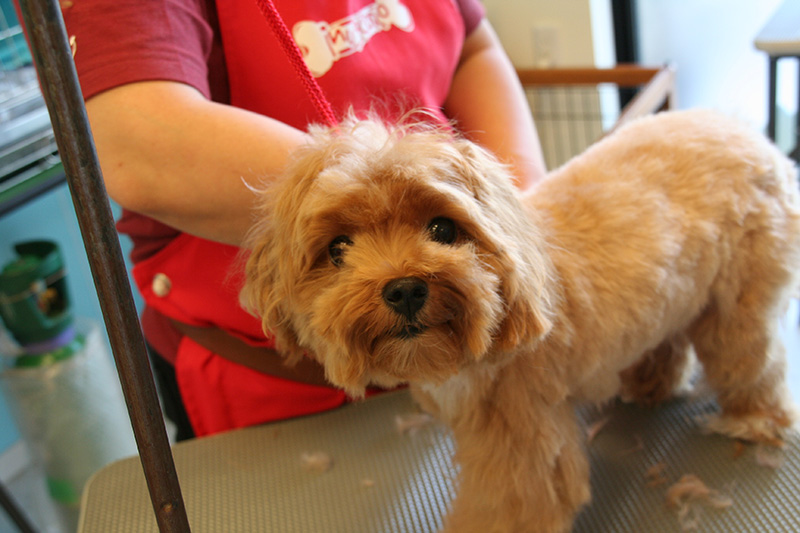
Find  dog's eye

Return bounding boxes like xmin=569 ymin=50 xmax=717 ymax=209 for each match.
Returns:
xmin=328 ymin=235 xmax=353 ymax=266
xmin=427 ymin=217 xmax=457 ymax=245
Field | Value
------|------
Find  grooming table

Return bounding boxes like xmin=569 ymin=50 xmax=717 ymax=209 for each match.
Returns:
xmin=78 ymin=390 xmax=800 ymax=532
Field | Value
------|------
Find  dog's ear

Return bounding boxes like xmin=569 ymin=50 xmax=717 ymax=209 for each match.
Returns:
xmin=492 ymin=248 xmax=555 ymax=352
xmin=240 ymin=210 xmax=306 ymax=363
xmin=449 ymin=139 xmax=555 ymax=352
xmin=240 ymin=138 xmax=335 ymax=364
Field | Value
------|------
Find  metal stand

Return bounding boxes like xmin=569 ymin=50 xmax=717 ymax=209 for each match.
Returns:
xmin=15 ymin=1 xmax=190 ymax=531
xmin=0 ymin=480 xmax=37 ymax=533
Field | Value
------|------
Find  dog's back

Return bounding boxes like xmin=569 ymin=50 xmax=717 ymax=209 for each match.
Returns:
xmin=525 ymin=110 xmax=800 ymax=407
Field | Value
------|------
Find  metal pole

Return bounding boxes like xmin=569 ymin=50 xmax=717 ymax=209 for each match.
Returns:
xmin=767 ymin=56 xmax=778 ymax=141
xmin=0 ymin=481 xmax=37 ymax=533
xmin=15 ymin=1 xmax=191 ymax=531
xmin=792 ymin=56 xmax=800 ymax=163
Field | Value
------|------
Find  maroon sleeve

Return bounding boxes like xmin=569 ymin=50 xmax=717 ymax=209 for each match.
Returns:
xmin=61 ymin=0 xmax=217 ymax=101
xmin=455 ymin=0 xmax=486 ymax=35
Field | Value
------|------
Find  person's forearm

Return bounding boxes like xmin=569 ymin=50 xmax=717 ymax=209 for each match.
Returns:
xmin=86 ymin=81 xmax=307 ymax=246
xmin=444 ymin=21 xmax=547 ymax=191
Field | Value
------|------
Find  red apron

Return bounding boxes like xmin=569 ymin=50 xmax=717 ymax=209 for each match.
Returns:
xmin=133 ymin=0 xmax=466 ymax=436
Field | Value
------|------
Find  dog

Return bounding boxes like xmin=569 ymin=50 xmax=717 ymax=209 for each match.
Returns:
xmin=241 ymin=109 xmax=800 ymax=532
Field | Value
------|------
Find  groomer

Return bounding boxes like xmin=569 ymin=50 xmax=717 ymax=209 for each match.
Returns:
xmin=62 ymin=0 xmax=546 ymax=439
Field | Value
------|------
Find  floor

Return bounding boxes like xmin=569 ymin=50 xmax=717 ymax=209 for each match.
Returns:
xmin=1 ymin=462 xmax=67 ymax=533
xmin=0 ymin=414 xmax=177 ymax=533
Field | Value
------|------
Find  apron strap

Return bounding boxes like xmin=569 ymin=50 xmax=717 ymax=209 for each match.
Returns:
xmin=169 ymin=319 xmax=332 ymax=388
xmin=254 ymin=0 xmax=338 ymax=128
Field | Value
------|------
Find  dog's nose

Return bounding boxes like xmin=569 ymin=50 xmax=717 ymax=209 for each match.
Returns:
xmin=383 ymin=277 xmax=428 ymax=320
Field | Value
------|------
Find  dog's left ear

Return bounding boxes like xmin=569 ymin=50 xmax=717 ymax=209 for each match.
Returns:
xmin=450 ymin=140 xmax=555 ymax=352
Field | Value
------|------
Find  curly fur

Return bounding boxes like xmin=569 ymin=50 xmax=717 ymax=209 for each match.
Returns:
xmin=242 ymin=110 xmax=800 ymax=532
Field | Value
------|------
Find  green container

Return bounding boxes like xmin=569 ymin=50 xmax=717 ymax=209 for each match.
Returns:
xmin=0 ymin=241 xmax=73 ymax=347
xmin=13 ymin=334 xmax=83 ymax=369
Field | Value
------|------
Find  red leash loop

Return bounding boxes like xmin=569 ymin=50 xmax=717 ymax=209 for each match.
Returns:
xmin=255 ymin=0 xmax=339 ymax=129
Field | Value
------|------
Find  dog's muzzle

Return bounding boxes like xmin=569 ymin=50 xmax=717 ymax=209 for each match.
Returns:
xmin=383 ymin=276 xmax=428 ymax=321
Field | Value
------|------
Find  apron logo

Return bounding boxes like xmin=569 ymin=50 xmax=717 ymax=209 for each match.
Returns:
xmin=293 ymin=0 xmax=415 ymax=77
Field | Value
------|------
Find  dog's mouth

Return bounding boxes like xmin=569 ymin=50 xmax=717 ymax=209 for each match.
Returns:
xmin=391 ymin=307 xmax=459 ymax=341
xmin=397 ymin=323 xmax=427 ymax=339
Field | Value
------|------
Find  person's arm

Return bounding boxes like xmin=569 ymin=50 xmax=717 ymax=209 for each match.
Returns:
xmin=85 ymin=81 xmax=307 ymax=246
xmin=444 ymin=20 xmax=547 ymax=191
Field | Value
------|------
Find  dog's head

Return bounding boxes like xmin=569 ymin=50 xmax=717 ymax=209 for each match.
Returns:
xmin=241 ymin=117 xmax=555 ymax=396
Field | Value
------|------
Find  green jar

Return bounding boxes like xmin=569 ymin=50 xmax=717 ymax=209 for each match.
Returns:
xmin=0 ymin=240 xmax=73 ymax=349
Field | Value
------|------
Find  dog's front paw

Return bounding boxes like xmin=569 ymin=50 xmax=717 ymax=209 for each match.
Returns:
xmin=441 ymin=504 xmax=575 ymax=533
xmin=441 ymin=400 xmax=590 ymax=533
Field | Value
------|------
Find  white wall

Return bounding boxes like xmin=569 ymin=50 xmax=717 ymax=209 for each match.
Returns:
xmin=482 ymin=0 xmax=614 ymax=68
xmin=485 ymin=0 xmax=787 ymax=131
xmin=482 ymin=0 xmax=617 ymax=168
xmin=636 ymin=0 xmax=785 ymax=129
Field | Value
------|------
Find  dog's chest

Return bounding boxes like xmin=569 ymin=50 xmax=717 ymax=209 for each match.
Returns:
xmin=419 ymin=365 xmax=500 ymax=423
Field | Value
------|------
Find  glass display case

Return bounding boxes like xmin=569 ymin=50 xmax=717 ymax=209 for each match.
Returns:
xmin=0 ymin=0 xmax=64 ymax=216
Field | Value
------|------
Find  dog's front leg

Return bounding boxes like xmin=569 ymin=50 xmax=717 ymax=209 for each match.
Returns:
xmin=442 ymin=400 xmax=590 ymax=533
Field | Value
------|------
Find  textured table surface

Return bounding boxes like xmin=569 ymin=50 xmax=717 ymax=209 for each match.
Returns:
xmin=79 ymin=389 xmax=800 ymax=532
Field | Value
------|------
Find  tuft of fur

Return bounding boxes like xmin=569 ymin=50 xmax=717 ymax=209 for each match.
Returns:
xmin=242 ymin=110 xmax=800 ymax=532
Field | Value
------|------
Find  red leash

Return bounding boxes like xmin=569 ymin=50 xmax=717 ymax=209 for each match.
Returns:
xmin=254 ymin=0 xmax=339 ymax=129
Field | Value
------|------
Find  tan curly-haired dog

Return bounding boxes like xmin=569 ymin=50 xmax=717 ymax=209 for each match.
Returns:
xmin=242 ymin=110 xmax=800 ymax=532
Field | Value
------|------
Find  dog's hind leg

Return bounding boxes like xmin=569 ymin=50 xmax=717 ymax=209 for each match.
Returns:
xmin=688 ymin=282 xmax=796 ymax=445
xmin=618 ymin=333 xmax=695 ymax=406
